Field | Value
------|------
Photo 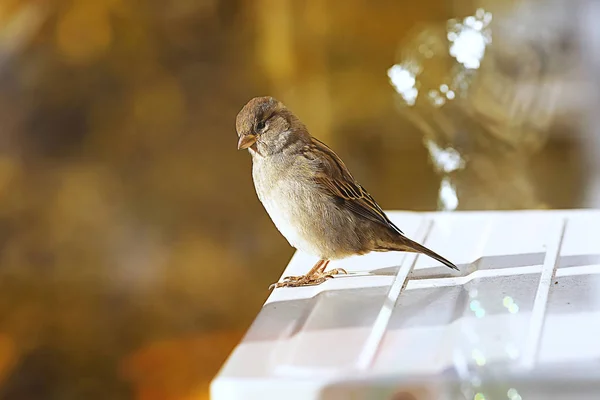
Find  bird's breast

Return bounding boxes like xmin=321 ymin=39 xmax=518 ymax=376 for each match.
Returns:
xmin=252 ymin=158 xmax=325 ymax=255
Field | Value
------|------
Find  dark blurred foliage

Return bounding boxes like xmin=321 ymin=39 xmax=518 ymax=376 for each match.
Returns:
xmin=0 ymin=0 xmax=587 ymax=398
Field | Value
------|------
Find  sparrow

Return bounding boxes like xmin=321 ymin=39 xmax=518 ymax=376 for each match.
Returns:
xmin=236 ymin=96 xmax=459 ymax=289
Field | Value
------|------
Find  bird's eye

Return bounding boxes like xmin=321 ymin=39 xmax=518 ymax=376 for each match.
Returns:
xmin=256 ymin=121 xmax=266 ymax=131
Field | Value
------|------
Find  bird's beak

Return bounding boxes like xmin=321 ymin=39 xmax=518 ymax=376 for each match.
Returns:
xmin=237 ymin=134 xmax=257 ymax=150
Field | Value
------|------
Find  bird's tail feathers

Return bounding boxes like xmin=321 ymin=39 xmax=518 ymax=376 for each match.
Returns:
xmin=377 ymin=236 xmax=459 ymax=271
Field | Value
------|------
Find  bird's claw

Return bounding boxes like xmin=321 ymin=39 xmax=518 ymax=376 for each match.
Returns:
xmin=324 ymin=268 xmax=347 ymax=276
xmin=269 ymin=268 xmax=348 ymax=290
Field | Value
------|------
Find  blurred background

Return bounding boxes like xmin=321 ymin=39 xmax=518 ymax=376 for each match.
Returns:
xmin=0 ymin=0 xmax=598 ymax=398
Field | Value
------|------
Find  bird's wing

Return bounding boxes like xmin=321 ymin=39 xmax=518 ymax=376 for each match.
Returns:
xmin=303 ymin=137 xmax=404 ymax=235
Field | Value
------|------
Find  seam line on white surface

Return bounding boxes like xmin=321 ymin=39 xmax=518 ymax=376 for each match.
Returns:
xmin=405 ymin=265 xmax=543 ymax=290
xmin=555 ymin=264 xmax=600 ymax=277
xmin=355 ymin=219 xmax=433 ymax=370
xmin=520 ymin=217 xmax=567 ymax=369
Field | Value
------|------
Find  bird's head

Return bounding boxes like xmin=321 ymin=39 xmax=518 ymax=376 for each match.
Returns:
xmin=235 ymin=96 xmax=308 ymax=156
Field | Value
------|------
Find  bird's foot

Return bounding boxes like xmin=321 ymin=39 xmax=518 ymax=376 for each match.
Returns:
xmin=269 ymin=268 xmax=347 ymax=290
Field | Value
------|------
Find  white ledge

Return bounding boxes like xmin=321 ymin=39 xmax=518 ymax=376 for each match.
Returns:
xmin=212 ymin=209 xmax=600 ymax=400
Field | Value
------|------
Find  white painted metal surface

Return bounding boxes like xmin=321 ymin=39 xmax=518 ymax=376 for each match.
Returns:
xmin=211 ymin=210 xmax=600 ymax=400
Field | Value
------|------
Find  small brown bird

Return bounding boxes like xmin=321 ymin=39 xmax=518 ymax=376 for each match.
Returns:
xmin=236 ymin=96 xmax=459 ymax=289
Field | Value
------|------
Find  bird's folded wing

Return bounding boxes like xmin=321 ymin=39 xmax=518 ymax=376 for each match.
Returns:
xmin=305 ymin=137 xmax=404 ymax=235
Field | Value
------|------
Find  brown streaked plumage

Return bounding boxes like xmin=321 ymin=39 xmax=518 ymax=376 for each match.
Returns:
xmin=236 ymin=96 xmax=459 ymax=289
